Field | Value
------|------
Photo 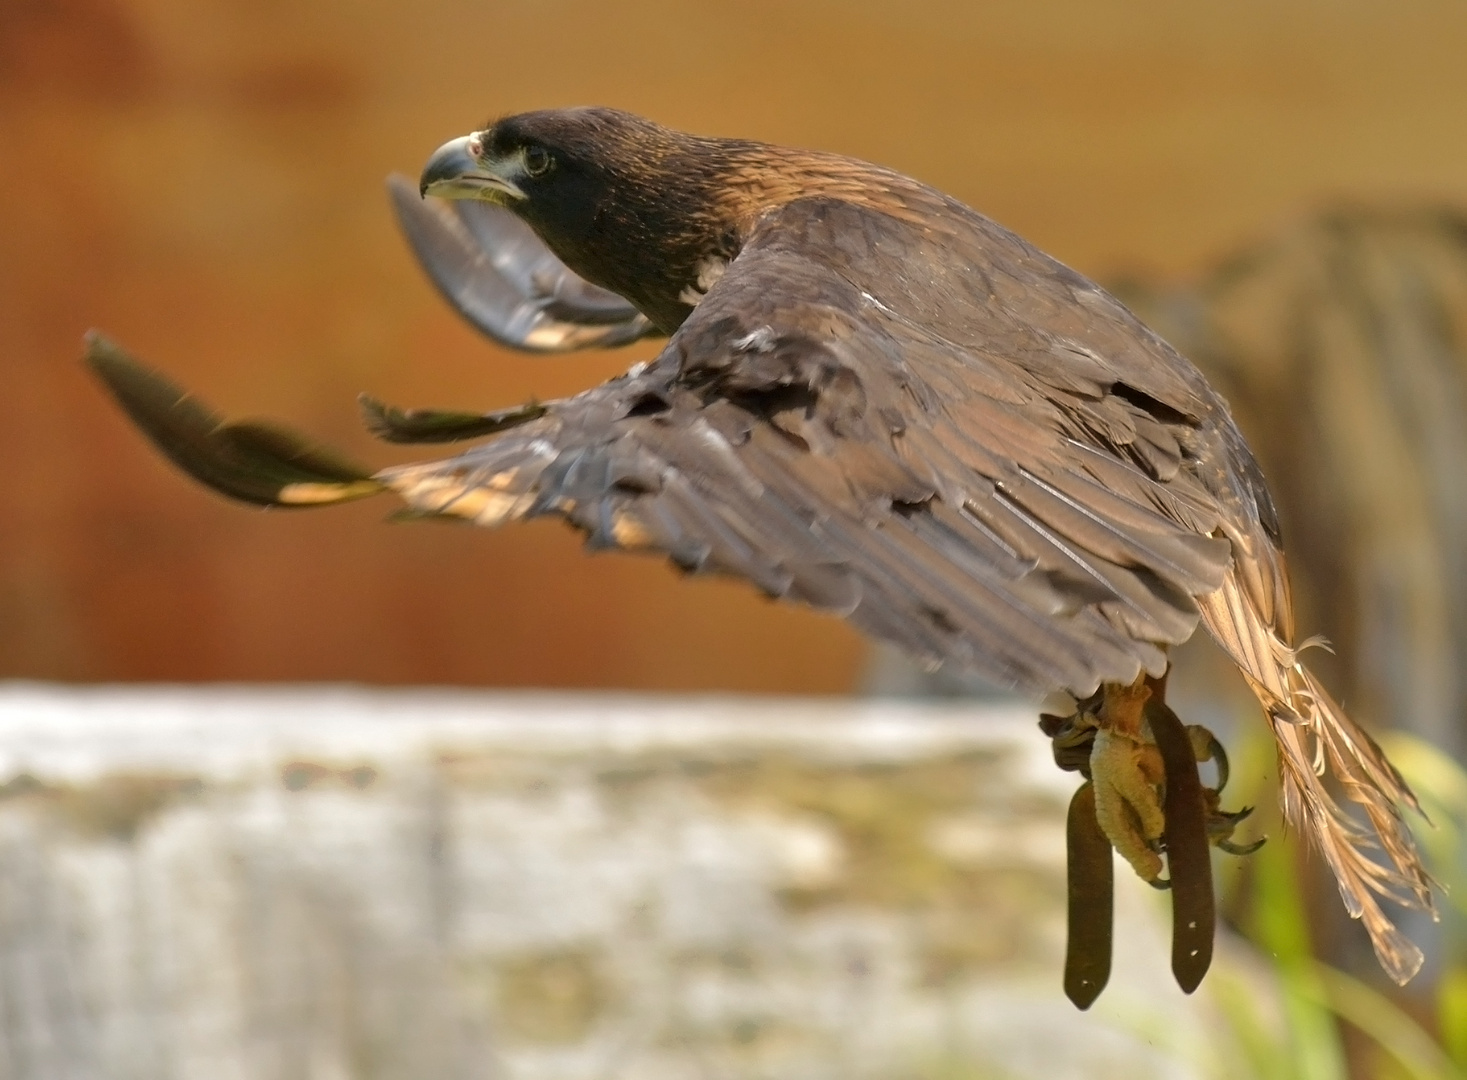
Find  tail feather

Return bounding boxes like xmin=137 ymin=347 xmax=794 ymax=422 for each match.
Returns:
xmin=1198 ymin=571 xmax=1434 ymax=985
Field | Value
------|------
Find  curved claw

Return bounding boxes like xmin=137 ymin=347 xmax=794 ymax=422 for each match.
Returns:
xmin=1204 ymin=801 xmax=1263 ymax=854
xmin=1187 ymin=724 xmax=1230 ymax=793
xmin=388 ymin=174 xmax=658 ymax=353
xmin=1217 ymin=837 xmax=1268 ymax=856
xmin=1216 ymin=804 xmax=1254 ymax=826
xmin=1040 ymin=711 xmax=1098 ymax=774
xmin=1208 ymin=732 xmax=1230 ymax=793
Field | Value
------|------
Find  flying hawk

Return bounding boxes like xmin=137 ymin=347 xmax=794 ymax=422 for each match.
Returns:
xmin=86 ymin=108 xmax=1433 ymax=998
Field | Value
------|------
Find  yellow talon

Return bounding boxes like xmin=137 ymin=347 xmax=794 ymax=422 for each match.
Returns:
xmin=1042 ymin=677 xmax=1261 ymax=887
xmin=1090 ymin=727 xmax=1166 ymax=882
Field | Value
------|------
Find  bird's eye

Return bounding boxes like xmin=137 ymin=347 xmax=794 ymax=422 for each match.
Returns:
xmin=523 ymin=146 xmax=552 ymax=177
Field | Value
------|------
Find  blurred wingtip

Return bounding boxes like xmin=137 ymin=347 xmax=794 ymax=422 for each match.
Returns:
xmin=83 ymin=332 xmax=384 ymax=508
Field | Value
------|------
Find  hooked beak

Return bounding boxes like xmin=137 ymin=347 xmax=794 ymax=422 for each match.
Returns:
xmin=419 ymin=134 xmax=526 ymax=203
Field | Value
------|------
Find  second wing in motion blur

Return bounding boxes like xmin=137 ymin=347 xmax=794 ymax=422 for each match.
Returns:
xmin=387 ymin=174 xmax=656 ymax=353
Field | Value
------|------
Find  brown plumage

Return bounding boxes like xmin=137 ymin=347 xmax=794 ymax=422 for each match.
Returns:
xmin=86 ymin=107 xmax=1433 ymax=981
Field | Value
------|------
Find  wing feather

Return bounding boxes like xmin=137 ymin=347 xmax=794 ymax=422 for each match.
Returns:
xmin=387 ymin=174 xmax=656 ymax=352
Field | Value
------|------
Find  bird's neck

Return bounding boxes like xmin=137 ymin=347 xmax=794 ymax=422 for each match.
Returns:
xmin=533 ymin=143 xmax=933 ymax=335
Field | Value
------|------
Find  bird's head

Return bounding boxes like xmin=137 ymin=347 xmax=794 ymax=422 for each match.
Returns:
xmin=417 ymin=108 xmax=783 ymax=331
xmin=420 ymin=108 xmax=675 ymax=208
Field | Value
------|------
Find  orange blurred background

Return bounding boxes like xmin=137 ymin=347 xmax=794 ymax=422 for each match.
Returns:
xmin=4 ymin=0 xmax=1467 ymax=690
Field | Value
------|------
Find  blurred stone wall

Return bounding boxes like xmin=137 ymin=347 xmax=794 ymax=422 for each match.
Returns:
xmin=0 ymin=685 xmax=1264 ymax=1080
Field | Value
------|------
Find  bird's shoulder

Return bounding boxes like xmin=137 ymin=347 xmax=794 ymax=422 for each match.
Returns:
xmin=728 ymin=191 xmax=1224 ymax=428
xmin=672 ymin=194 xmax=1236 ymax=501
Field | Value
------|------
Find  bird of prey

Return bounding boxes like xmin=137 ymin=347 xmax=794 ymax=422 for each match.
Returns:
xmin=86 ymin=108 xmax=1432 ymax=998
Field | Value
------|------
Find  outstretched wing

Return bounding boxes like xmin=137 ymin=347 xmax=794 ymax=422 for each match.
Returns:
xmin=387 ymin=174 xmax=657 ymax=352
xmin=381 ymin=197 xmax=1247 ymax=696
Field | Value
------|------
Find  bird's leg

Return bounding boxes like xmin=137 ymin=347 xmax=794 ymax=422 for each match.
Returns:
xmin=1084 ymin=676 xmax=1265 ymax=877
xmin=1089 ymin=674 xmax=1167 ymax=883
xmin=1043 ymin=672 xmax=1267 ymax=1005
